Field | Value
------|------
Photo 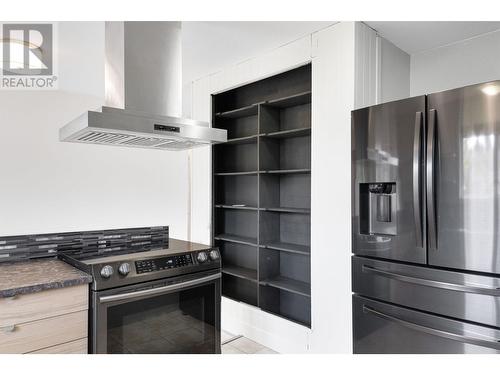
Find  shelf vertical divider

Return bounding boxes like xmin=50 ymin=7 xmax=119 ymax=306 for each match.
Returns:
xmin=256 ymin=103 xmax=262 ymax=308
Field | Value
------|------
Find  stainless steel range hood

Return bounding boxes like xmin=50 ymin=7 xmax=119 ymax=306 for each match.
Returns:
xmin=59 ymin=22 xmax=226 ymax=150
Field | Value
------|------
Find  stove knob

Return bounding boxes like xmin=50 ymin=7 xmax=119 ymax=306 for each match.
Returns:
xmin=197 ymin=251 xmax=208 ymax=263
xmin=118 ymin=263 xmax=131 ymax=276
xmin=100 ymin=265 xmax=114 ymax=279
xmin=209 ymin=249 xmax=220 ymax=261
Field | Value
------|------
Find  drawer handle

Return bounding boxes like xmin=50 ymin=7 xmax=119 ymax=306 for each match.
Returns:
xmin=363 ymin=305 xmax=500 ymax=350
xmin=362 ymin=265 xmax=500 ymax=296
xmin=0 ymin=325 xmax=17 ymax=333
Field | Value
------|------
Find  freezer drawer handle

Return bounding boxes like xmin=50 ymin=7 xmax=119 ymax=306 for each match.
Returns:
xmin=363 ymin=305 xmax=500 ymax=350
xmin=98 ymin=273 xmax=221 ymax=303
xmin=362 ymin=265 xmax=500 ymax=296
xmin=413 ymin=111 xmax=424 ymax=248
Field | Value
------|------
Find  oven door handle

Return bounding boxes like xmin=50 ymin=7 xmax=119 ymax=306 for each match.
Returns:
xmin=98 ymin=273 xmax=221 ymax=304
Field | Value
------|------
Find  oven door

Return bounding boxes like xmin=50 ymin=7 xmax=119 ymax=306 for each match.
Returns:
xmin=91 ymin=271 xmax=221 ymax=354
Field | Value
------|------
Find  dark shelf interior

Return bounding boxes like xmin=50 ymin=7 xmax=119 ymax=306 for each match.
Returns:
xmin=215 ymin=209 xmax=257 ymax=245
xmin=214 ymin=233 xmax=257 ymax=246
xmin=217 ymin=114 xmax=258 ymax=140
xmin=260 ymin=97 xmax=311 ymax=134
xmin=216 ymin=104 xmax=258 ymax=119
xmin=261 ymin=275 xmax=310 ymax=297
xmin=214 ymin=142 xmax=257 ymax=174
xmin=260 ymin=173 xmax=311 ymax=211
xmin=260 ymin=136 xmax=311 ymax=171
xmin=260 ymin=242 xmax=310 ymax=255
xmin=263 ymin=207 xmax=310 ymax=214
xmin=263 ymin=127 xmax=311 ymax=139
xmin=260 ymin=211 xmax=311 ymax=249
xmin=213 ymin=64 xmax=311 ymax=114
xmin=214 ymin=171 xmax=258 ymax=176
xmin=223 ymin=265 xmax=258 ymax=281
xmin=215 ymin=204 xmax=258 ymax=211
xmin=225 ymin=134 xmax=260 ymax=145
xmin=214 ymin=174 xmax=257 ymax=207
xmin=264 ymin=169 xmax=311 ymax=175
xmin=259 ymin=285 xmax=311 ymax=327
xmin=223 ymin=274 xmax=258 ymax=306
xmin=219 ymin=239 xmax=258 ymax=282
xmin=259 ymin=248 xmax=310 ymax=294
xmin=265 ymin=91 xmax=311 ymax=109
xmin=212 ymin=63 xmax=311 ymax=327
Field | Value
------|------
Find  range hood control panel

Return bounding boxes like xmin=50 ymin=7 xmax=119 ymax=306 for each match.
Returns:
xmin=154 ymin=124 xmax=180 ymax=133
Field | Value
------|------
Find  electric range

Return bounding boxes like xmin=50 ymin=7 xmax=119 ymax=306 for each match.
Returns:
xmin=59 ymin=238 xmax=221 ymax=354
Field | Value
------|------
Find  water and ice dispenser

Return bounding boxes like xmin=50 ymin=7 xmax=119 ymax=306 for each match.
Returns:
xmin=359 ymin=183 xmax=397 ymax=236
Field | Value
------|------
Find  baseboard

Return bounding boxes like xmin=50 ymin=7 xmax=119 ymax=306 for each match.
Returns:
xmin=221 ymin=297 xmax=311 ymax=353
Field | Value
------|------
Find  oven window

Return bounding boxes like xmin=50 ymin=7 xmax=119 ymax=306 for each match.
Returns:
xmin=107 ymin=284 xmax=217 ymax=354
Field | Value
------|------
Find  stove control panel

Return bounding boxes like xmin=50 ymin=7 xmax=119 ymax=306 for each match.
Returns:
xmin=135 ymin=253 xmax=193 ymax=274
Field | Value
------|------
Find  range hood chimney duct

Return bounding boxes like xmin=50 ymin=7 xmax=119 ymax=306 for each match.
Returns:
xmin=60 ymin=21 xmax=226 ymax=151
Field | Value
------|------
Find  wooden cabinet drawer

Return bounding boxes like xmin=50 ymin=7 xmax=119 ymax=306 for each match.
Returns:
xmin=0 ymin=310 xmax=87 ymax=354
xmin=0 ymin=285 xmax=88 ymax=326
xmin=29 ymin=338 xmax=88 ymax=354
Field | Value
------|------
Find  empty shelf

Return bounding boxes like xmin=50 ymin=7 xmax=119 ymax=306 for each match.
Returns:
xmin=265 ymin=91 xmax=311 ymax=108
xmin=223 ymin=274 xmax=258 ymax=306
xmin=223 ymin=265 xmax=258 ymax=281
xmin=261 ymin=242 xmax=310 ymax=255
xmin=263 ymin=127 xmax=311 ymax=139
xmin=214 ymin=171 xmax=259 ymax=176
xmin=263 ymin=169 xmax=311 ymax=175
xmin=260 ymin=276 xmax=310 ymax=297
xmin=225 ymin=134 xmax=260 ymax=145
xmin=215 ymin=204 xmax=258 ymax=211
xmin=216 ymin=104 xmax=258 ymax=119
xmin=263 ymin=207 xmax=310 ymax=214
xmin=214 ymin=234 xmax=257 ymax=246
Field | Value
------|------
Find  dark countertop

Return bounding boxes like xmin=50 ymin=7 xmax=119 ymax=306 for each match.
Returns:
xmin=0 ymin=258 xmax=92 ymax=298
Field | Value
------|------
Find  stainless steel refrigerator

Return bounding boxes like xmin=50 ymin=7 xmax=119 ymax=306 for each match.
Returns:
xmin=351 ymin=81 xmax=500 ymax=354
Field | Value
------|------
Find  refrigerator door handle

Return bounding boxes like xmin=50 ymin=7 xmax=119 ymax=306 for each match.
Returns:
xmin=362 ymin=265 xmax=500 ymax=296
xmin=362 ymin=305 xmax=500 ymax=350
xmin=413 ymin=111 xmax=423 ymax=248
xmin=427 ymin=109 xmax=437 ymax=250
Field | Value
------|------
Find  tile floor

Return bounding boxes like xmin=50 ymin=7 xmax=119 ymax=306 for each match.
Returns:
xmin=221 ymin=331 xmax=278 ymax=354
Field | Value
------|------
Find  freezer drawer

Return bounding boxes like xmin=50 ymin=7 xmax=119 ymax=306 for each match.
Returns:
xmin=352 ymin=256 xmax=500 ymax=327
xmin=353 ymin=295 xmax=500 ymax=354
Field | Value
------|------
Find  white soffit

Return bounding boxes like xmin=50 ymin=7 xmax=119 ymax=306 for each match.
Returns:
xmin=181 ymin=21 xmax=335 ymax=84
xmin=365 ymin=21 xmax=500 ymax=54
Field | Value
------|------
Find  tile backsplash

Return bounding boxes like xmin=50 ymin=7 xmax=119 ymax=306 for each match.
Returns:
xmin=0 ymin=226 xmax=168 ymax=263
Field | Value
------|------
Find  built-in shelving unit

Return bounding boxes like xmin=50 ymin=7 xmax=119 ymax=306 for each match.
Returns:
xmin=212 ymin=64 xmax=311 ymax=327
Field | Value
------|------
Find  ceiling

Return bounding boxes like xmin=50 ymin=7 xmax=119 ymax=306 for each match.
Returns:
xmin=181 ymin=21 xmax=500 ymax=85
xmin=365 ymin=21 xmax=500 ymax=54
xmin=181 ymin=21 xmax=334 ymax=84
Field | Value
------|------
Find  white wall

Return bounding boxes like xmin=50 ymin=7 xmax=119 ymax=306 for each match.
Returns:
xmin=186 ymin=21 xmax=387 ymax=353
xmin=380 ymin=37 xmax=410 ymax=102
xmin=0 ymin=22 xmax=190 ymax=239
xmin=309 ymin=21 xmax=357 ymax=353
xmin=354 ymin=22 xmax=377 ymax=108
xmin=354 ymin=23 xmax=410 ymax=108
xmin=410 ymin=29 xmax=500 ymax=96
xmin=57 ymin=22 xmax=106 ymax=97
